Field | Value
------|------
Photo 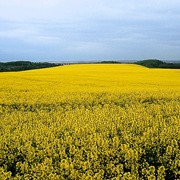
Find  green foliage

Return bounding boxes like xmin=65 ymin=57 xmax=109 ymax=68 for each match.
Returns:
xmin=0 ymin=61 xmax=63 ymax=72
xmin=135 ymin=59 xmax=180 ymax=69
xmin=99 ymin=61 xmax=121 ymax=64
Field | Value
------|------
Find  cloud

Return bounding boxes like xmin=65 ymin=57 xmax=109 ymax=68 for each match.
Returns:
xmin=1 ymin=0 xmax=179 ymax=22
xmin=0 ymin=0 xmax=180 ymax=60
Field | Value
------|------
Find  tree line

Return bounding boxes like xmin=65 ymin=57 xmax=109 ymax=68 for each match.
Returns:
xmin=0 ymin=61 xmax=63 ymax=72
xmin=135 ymin=59 xmax=180 ymax=69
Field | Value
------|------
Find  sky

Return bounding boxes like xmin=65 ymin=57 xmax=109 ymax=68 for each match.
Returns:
xmin=0 ymin=0 xmax=180 ymax=61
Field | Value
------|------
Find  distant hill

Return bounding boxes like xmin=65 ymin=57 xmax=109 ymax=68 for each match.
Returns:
xmin=0 ymin=61 xmax=63 ymax=72
xmin=1 ymin=60 xmax=180 ymax=72
xmin=98 ymin=61 xmax=121 ymax=64
xmin=135 ymin=59 xmax=180 ymax=69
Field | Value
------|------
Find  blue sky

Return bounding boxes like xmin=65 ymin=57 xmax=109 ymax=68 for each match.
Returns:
xmin=0 ymin=0 xmax=180 ymax=61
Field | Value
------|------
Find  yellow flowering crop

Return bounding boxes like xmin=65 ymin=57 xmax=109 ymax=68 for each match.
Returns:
xmin=0 ymin=64 xmax=180 ymax=179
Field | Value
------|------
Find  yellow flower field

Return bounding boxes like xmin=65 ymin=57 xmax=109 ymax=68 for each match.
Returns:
xmin=0 ymin=64 xmax=180 ymax=179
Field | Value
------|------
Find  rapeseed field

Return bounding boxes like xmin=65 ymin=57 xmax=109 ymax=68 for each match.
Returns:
xmin=0 ymin=64 xmax=180 ymax=179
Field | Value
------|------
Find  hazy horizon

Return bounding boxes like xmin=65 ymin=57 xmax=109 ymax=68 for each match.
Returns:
xmin=1 ymin=0 xmax=180 ymax=61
